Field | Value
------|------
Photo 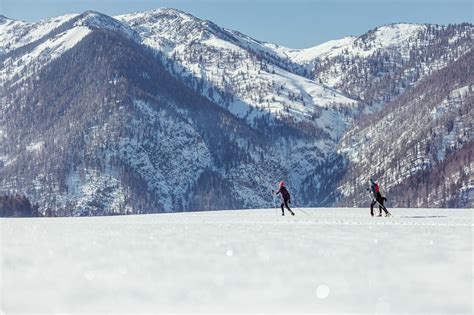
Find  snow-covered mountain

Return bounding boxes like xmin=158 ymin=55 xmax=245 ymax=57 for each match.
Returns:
xmin=337 ymin=50 xmax=473 ymax=207
xmin=115 ymin=9 xmax=357 ymax=132
xmin=0 ymin=11 xmax=139 ymax=86
xmin=277 ymin=23 xmax=472 ymax=108
xmin=271 ymin=23 xmax=426 ymax=65
xmin=0 ymin=8 xmax=472 ymax=215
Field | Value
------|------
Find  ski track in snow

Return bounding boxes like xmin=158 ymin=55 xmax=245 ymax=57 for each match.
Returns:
xmin=0 ymin=208 xmax=472 ymax=313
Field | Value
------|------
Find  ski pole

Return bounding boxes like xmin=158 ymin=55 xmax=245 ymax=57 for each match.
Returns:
xmin=297 ymin=207 xmax=310 ymax=216
xmin=293 ymin=202 xmax=310 ymax=216
xmin=271 ymin=189 xmax=278 ymax=216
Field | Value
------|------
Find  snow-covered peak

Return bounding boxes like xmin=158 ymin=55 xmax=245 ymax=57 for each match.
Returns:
xmin=266 ymin=37 xmax=357 ymax=64
xmin=266 ymin=23 xmax=427 ymax=66
xmin=0 ymin=13 xmax=78 ymax=54
xmin=355 ymin=23 xmax=426 ymax=49
xmin=1 ymin=11 xmax=138 ymax=56
xmin=0 ymin=14 xmax=13 ymax=23
xmin=116 ymin=7 xmax=198 ymax=25
xmin=115 ymin=7 xmax=237 ymax=47
xmin=117 ymin=8 xmax=297 ymax=68
xmin=1 ymin=10 xmax=143 ymax=84
xmin=75 ymin=10 xmax=115 ymax=25
xmin=73 ymin=10 xmax=138 ymax=40
xmin=114 ymin=7 xmax=200 ymax=34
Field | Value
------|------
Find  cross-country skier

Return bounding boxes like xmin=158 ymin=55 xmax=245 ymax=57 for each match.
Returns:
xmin=274 ymin=181 xmax=295 ymax=216
xmin=367 ymin=177 xmax=391 ymax=217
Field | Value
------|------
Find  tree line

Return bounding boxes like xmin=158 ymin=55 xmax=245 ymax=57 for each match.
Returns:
xmin=0 ymin=194 xmax=40 ymax=217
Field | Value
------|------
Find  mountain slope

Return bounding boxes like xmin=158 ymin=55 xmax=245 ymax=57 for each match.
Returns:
xmin=0 ymin=11 xmax=140 ymax=89
xmin=272 ymin=23 xmax=426 ymax=65
xmin=337 ymin=50 xmax=473 ymax=208
xmin=1 ymin=27 xmax=256 ymax=214
xmin=273 ymin=23 xmax=473 ymax=110
xmin=1 ymin=18 xmax=345 ymax=214
xmin=0 ymin=13 xmax=78 ymax=54
xmin=115 ymin=8 xmax=358 ymax=136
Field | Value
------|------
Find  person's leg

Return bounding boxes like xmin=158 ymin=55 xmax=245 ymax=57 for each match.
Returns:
xmin=370 ymin=200 xmax=376 ymax=216
xmin=280 ymin=202 xmax=285 ymax=215
xmin=376 ymin=194 xmax=387 ymax=214
xmin=284 ymin=199 xmax=295 ymax=215
xmin=378 ymin=196 xmax=390 ymax=215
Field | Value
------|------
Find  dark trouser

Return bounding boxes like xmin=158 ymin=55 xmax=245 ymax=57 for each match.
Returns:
xmin=281 ymin=199 xmax=294 ymax=215
xmin=370 ymin=193 xmax=389 ymax=216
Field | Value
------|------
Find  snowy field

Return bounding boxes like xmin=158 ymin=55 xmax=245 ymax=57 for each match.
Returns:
xmin=1 ymin=208 xmax=472 ymax=314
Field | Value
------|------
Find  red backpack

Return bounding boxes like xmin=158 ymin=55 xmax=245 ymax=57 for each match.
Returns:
xmin=375 ymin=182 xmax=380 ymax=193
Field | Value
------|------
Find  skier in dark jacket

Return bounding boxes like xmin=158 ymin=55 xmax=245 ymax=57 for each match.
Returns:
xmin=275 ymin=181 xmax=295 ymax=216
xmin=368 ymin=177 xmax=391 ymax=217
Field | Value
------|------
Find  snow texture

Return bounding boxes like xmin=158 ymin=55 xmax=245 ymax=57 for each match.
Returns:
xmin=1 ymin=208 xmax=472 ymax=313
xmin=268 ymin=24 xmax=425 ymax=65
xmin=0 ymin=25 xmax=91 ymax=84
xmin=0 ymin=14 xmax=78 ymax=54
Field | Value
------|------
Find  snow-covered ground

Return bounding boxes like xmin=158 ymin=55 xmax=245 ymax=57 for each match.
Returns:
xmin=1 ymin=208 xmax=472 ymax=313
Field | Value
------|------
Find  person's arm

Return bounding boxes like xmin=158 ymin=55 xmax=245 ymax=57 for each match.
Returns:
xmin=367 ymin=186 xmax=375 ymax=199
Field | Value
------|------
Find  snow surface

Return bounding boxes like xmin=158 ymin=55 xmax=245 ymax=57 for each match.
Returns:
xmin=25 ymin=141 xmax=44 ymax=153
xmin=1 ymin=208 xmax=472 ymax=313
xmin=0 ymin=26 xmax=91 ymax=84
xmin=0 ymin=14 xmax=78 ymax=54
xmin=266 ymin=37 xmax=356 ymax=64
xmin=0 ymin=11 xmax=138 ymax=86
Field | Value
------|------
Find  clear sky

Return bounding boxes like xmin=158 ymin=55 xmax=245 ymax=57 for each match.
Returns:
xmin=1 ymin=0 xmax=472 ymax=48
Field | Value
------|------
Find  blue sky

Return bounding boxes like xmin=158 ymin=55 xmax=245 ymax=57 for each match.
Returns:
xmin=1 ymin=0 xmax=472 ymax=48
